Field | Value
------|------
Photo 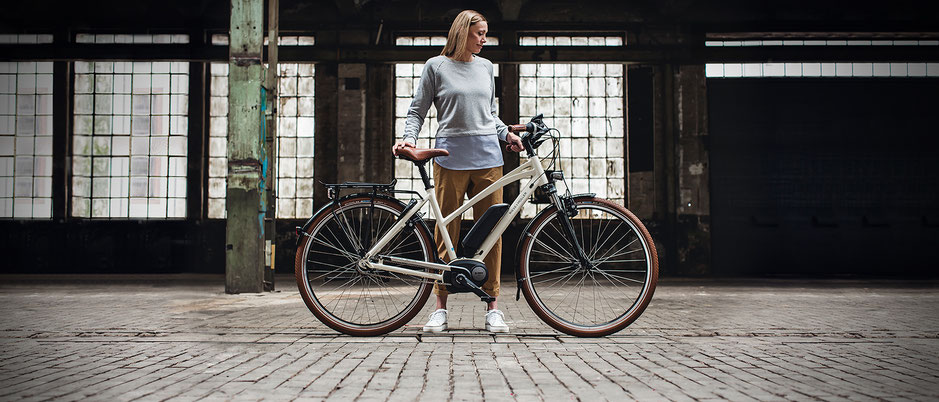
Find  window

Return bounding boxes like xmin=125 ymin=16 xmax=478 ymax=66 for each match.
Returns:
xmin=75 ymin=34 xmax=189 ymax=44
xmin=275 ymin=63 xmax=316 ymax=219
xmin=393 ymin=35 xmax=500 ymax=219
xmin=210 ymin=34 xmax=315 ymax=46
xmin=705 ymin=39 xmax=939 ymax=78
xmin=71 ymin=61 xmax=189 ymax=218
xmin=207 ymin=62 xmax=315 ymax=219
xmin=393 ymin=60 xmax=441 ymax=215
xmin=0 ymin=34 xmax=53 ymax=44
xmin=394 ymin=36 xmax=499 ymax=46
xmin=519 ymin=35 xmax=623 ymax=46
xmin=706 ymin=62 xmax=939 ymax=78
xmin=206 ymin=63 xmax=228 ymax=219
xmin=0 ymin=61 xmax=54 ymax=218
xmin=519 ymin=63 xmax=625 ymax=218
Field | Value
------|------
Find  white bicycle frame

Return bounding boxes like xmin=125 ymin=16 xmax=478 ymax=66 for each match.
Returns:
xmin=360 ymin=152 xmax=552 ymax=282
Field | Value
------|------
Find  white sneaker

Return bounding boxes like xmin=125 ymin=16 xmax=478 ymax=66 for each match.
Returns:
xmin=485 ymin=309 xmax=509 ymax=333
xmin=422 ymin=309 xmax=448 ymax=333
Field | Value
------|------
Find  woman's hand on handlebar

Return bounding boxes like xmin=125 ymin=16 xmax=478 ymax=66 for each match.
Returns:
xmin=505 ymin=133 xmax=524 ymax=153
xmin=392 ymin=140 xmax=415 ymax=156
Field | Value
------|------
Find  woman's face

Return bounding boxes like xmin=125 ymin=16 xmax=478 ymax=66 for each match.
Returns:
xmin=465 ymin=20 xmax=488 ymax=54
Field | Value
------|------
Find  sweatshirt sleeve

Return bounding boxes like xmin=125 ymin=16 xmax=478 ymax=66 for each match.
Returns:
xmin=490 ymin=63 xmax=509 ymax=142
xmin=403 ymin=60 xmax=436 ymax=145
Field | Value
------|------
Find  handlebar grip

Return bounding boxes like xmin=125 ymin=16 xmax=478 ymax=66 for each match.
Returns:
xmin=508 ymin=124 xmax=529 ymax=133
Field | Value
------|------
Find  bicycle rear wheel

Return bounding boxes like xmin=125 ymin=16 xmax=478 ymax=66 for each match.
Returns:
xmin=295 ymin=196 xmax=435 ymax=336
xmin=518 ymin=196 xmax=658 ymax=337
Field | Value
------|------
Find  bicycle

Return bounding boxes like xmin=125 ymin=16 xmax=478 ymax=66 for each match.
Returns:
xmin=294 ymin=114 xmax=658 ymax=337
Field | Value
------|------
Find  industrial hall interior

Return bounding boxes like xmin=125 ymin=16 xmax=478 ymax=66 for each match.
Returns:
xmin=0 ymin=0 xmax=938 ymax=400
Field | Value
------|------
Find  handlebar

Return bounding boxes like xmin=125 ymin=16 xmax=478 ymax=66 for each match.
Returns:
xmin=507 ymin=124 xmax=529 ymax=133
xmin=507 ymin=114 xmax=550 ymax=156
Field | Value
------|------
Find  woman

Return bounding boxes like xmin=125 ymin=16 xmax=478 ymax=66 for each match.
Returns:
xmin=393 ymin=9 xmax=524 ymax=333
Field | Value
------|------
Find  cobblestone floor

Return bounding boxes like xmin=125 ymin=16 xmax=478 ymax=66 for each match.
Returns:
xmin=0 ymin=275 xmax=937 ymax=401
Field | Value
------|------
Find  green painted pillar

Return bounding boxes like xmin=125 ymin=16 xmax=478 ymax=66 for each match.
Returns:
xmin=226 ymin=0 xmax=265 ymax=293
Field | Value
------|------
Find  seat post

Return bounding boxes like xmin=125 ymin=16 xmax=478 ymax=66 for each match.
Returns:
xmin=416 ymin=162 xmax=433 ymax=190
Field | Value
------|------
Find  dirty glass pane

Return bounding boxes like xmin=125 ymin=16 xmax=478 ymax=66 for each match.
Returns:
xmin=1 ymin=62 xmax=54 ymax=218
xmin=392 ymin=36 xmax=497 ymax=219
xmin=520 ymin=35 xmax=625 ymax=46
xmin=207 ymin=61 xmax=315 ymax=219
xmin=71 ymin=60 xmax=188 ymax=218
xmin=521 ymin=53 xmax=625 ymax=217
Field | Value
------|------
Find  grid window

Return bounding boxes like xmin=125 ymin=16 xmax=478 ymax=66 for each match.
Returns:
xmin=706 ymin=62 xmax=939 ymax=78
xmin=0 ymin=34 xmax=54 ymax=44
xmin=705 ymin=39 xmax=939 ymax=78
xmin=75 ymin=34 xmax=189 ymax=44
xmin=71 ymin=61 xmax=189 ymax=218
xmin=519 ymin=36 xmax=623 ymax=46
xmin=705 ymin=39 xmax=939 ymax=47
xmin=0 ymin=61 xmax=54 ymax=218
xmin=207 ymin=63 xmax=229 ymax=219
xmin=210 ymin=34 xmax=315 ymax=46
xmin=276 ymin=63 xmax=316 ymax=219
xmin=393 ymin=61 xmax=440 ymax=217
xmin=395 ymin=36 xmax=499 ymax=46
xmin=208 ymin=62 xmax=315 ymax=219
xmin=519 ymin=63 xmax=625 ymax=218
xmin=393 ymin=36 xmax=499 ymax=219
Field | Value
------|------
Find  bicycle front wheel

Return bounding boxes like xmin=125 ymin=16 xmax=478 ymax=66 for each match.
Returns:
xmin=295 ymin=196 xmax=435 ymax=336
xmin=519 ymin=196 xmax=658 ymax=337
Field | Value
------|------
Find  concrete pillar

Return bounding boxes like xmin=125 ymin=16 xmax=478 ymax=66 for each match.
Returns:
xmin=225 ymin=0 xmax=265 ymax=293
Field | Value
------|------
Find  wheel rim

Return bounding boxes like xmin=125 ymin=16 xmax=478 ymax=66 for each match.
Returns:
xmin=524 ymin=202 xmax=654 ymax=331
xmin=300 ymin=201 xmax=431 ymax=329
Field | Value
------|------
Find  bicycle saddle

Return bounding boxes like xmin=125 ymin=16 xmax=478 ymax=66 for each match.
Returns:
xmin=395 ymin=147 xmax=449 ymax=163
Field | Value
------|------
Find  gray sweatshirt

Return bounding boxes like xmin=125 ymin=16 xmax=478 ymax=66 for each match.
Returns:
xmin=403 ymin=55 xmax=509 ymax=170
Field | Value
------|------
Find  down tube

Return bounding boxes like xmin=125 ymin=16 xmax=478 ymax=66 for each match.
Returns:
xmin=441 ymin=158 xmax=540 ymax=226
xmin=471 ymin=156 xmax=548 ymax=260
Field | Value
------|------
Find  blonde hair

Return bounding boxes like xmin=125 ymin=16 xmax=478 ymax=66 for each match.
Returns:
xmin=440 ymin=10 xmax=486 ymax=59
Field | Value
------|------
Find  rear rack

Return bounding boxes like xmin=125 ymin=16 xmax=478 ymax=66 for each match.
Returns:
xmin=321 ymin=180 xmax=397 ymax=200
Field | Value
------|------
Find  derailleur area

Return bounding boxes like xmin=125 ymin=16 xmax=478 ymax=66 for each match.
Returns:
xmin=443 ymin=258 xmax=494 ymax=303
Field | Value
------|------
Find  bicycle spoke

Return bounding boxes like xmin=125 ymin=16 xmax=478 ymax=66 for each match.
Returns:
xmin=532 ymin=235 xmax=576 ymax=263
xmin=299 ymin=199 xmax=433 ymax=329
xmin=528 ymin=264 xmax=580 ymax=281
xmin=522 ymin=201 xmax=656 ymax=332
xmin=592 ymin=237 xmax=639 ymax=265
xmin=589 ymin=218 xmax=626 ymax=260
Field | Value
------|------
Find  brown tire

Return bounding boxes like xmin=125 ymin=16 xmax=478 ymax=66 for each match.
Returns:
xmin=518 ymin=196 xmax=658 ymax=337
xmin=295 ymin=196 xmax=435 ymax=336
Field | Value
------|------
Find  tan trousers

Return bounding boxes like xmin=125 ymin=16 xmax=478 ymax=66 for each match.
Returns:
xmin=432 ymin=162 xmax=503 ymax=297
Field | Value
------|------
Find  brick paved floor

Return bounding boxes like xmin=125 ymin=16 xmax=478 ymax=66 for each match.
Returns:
xmin=1 ymin=275 xmax=937 ymax=401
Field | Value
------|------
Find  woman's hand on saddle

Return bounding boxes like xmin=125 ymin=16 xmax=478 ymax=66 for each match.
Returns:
xmin=392 ymin=140 xmax=415 ymax=156
xmin=505 ymin=133 xmax=524 ymax=153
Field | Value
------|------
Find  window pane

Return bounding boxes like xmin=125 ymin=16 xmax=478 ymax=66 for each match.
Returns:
xmin=1 ymin=62 xmax=54 ymax=218
xmin=208 ymin=61 xmax=315 ymax=219
xmin=520 ymin=59 xmax=625 ymax=218
xmin=393 ymin=36 xmax=493 ymax=219
xmin=71 ymin=61 xmax=188 ymax=219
